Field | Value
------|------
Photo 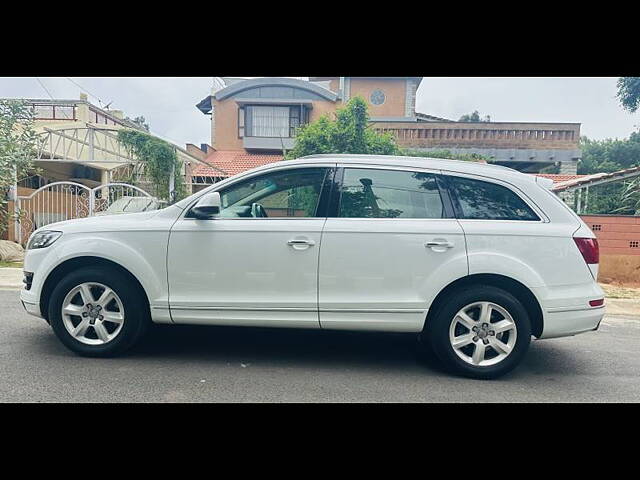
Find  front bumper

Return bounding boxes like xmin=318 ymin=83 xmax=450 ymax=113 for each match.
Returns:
xmin=20 ymin=288 xmax=42 ymax=319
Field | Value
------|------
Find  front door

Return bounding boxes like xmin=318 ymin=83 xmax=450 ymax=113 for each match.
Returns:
xmin=318 ymin=166 xmax=468 ymax=332
xmin=167 ymin=166 xmax=331 ymax=328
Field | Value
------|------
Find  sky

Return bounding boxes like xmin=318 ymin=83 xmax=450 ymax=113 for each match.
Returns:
xmin=1 ymin=77 xmax=638 ymax=148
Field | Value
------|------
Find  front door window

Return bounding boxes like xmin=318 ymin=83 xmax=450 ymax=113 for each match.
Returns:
xmin=218 ymin=168 xmax=328 ymax=218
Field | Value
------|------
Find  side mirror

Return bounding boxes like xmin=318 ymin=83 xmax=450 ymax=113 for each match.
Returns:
xmin=191 ymin=192 xmax=221 ymax=219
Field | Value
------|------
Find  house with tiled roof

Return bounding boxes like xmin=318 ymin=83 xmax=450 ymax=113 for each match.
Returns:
xmin=189 ymin=77 xmax=584 ymax=188
xmin=191 ymin=77 xmax=424 ymax=188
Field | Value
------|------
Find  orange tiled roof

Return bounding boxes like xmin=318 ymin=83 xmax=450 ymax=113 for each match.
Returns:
xmin=193 ymin=150 xmax=284 ymax=178
xmin=551 ymin=166 xmax=640 ymax=192
xmin=532 ymin=173 xmax=586 ymax=184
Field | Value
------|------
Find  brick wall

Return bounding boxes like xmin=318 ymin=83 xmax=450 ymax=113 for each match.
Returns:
xmin=580 ymin=215 xmax=640 ymax=256
xmin=580 ymin=215 xmax=640 ymax=285
xmin=373 ymin=122 xmax=581 ymax=150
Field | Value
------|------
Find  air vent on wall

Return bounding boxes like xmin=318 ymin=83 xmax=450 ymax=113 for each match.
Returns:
xmin=592 ymin=224 xmax=602 ymax=231
xmin=631 ymin=241 xmax=639 ymax=248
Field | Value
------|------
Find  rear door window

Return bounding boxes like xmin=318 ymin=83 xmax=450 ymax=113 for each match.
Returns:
xmin=338 ymin=168 xmax=445 ymax=219
xmin=446 ymin=176 xmax=540 ymax=221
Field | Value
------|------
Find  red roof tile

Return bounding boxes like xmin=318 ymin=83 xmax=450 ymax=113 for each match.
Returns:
xmin=193 ymin=150 xmax=284 ymax=178
xmin=531 ymin=173 xmax=586 ymax=184
xmin=550 ymin=166 xmax=640 ymax=192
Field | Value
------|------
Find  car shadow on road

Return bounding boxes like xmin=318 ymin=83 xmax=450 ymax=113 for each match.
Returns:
xmin=128 ymin=324 xmax=587 ymax=379
xmin=137 ymin=324 xmax=430 ymax=368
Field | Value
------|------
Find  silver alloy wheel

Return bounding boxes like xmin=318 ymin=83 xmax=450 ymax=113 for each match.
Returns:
xmin=448 ymin=301 xmax=517 ymax=367
xmin=61 ymin=282 xmax=125 ymax=346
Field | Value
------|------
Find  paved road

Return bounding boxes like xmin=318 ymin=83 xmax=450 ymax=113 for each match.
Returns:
xmin=1 ymin=289 xmax=639 ymax=402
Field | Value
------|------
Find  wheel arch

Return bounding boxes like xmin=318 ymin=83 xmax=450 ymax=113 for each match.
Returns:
xmin=425 ymin=273 xmax=544 ymax=338
xmin=39 ymin=256 xmax=150 ymax=323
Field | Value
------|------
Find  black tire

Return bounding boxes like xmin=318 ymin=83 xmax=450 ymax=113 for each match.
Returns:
xmin=48 ymin=266 xmax=150 ymax=357
xmin=420 ymin=286 xmax=531 ymax=379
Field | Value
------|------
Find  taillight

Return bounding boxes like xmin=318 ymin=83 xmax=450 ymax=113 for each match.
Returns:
xmin=574 ymin=237 xmax=599 ymax=264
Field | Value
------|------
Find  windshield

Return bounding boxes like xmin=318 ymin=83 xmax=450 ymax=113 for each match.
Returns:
xmin=106 ymin=196 xmax=159 ymax=213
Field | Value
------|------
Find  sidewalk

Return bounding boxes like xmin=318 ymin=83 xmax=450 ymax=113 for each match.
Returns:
xmin=0 ymin=268 xmax=23 ymax=289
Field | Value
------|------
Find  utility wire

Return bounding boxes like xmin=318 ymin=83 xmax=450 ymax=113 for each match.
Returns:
xmin=66 ymin=77 xmax=109 ymax=108
xmin=35 ymin=77 xmax=55 ymax=100
xmin=34 ymin=77 xmax=71 ymax=119
xmin=64 ymin=78 xmax=201 ymax=155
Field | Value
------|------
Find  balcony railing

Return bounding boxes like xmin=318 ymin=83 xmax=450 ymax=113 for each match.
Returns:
xmin=371 ymin=121 xmax=581 ymax=150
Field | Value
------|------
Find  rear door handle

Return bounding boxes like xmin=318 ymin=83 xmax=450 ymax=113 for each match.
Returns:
xmin=425 ymin=240 xmax=454 ymax=249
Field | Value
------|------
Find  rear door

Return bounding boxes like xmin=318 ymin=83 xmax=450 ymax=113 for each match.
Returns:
xmin=318 ymin=165 xmax=468 ymax=332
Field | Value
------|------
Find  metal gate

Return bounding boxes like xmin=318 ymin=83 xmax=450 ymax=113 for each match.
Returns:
xmin=16 ymin=182 xmax=159 ymax=245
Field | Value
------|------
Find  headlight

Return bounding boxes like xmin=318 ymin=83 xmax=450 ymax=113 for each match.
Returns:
xmin=27 ymin=231 xmax=62 ymax=250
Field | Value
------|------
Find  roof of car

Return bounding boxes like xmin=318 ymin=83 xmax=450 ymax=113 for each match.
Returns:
xmin=289 ymin=154 xmax=532 ymax=183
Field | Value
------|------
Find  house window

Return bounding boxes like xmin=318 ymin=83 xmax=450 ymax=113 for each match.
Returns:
xmin=238 ymin=107 xmax=245 ymax=138
xmin=243 ymin=105 xmax=307 ymax=139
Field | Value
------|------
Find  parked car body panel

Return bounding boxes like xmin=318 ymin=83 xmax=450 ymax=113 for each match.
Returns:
xmin=20 ymin=154 xmax=605 ymax=341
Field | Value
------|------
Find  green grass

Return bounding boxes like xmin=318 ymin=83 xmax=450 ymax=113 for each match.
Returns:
xmin=0 ymin=261 xmax=22 ymax=268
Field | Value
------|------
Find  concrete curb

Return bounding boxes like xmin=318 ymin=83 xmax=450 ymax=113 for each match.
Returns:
xmin=0 ymin=268 xmax=23 ymax=289
xmin=606 ymin=298 xmax=640 ymax=317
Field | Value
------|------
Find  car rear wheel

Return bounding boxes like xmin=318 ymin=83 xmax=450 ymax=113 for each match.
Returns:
xmin=421 ymin=286 xmax=532 ymax=379
xmin=48 ymin=266 xmax=150 ymax=357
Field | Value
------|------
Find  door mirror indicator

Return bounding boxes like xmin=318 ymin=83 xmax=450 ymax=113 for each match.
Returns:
xmin=191 ymin=192 xmax=221 ymax=219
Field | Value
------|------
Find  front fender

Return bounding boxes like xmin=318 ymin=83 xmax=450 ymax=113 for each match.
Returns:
xmin=40 ymin=232 xmax=170 ymax=320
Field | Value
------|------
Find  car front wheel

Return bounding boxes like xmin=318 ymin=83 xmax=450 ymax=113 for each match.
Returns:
xmin=421 ymin=286 xmax=532 ymax=379
xmin=48 ymin=266 xmax=150 ymax=357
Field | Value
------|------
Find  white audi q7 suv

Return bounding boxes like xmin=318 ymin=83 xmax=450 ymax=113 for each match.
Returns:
xmin=19 ymin=155 xmax=605 ymax=379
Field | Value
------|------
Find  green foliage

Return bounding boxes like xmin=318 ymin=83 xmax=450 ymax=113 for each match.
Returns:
xmin=616 ymin=77 xmax=640 ymax=113
xmin=285 ymin=96 xmax=400 ymax=159
xmin=576 ymin=132 xmax=640 ymax=215
xmin=612 ymin=177 xmax=640 ymax=215
xmin=0 ymin=100 xmax=40 ymax=234
xmin=124 ymin=115 xmax=150 ymax=131
xmin=458 ymin=110 xmax=491 ymax=122
xmin=401 ymin=148 xmax=493 ymax=163
xmin=578 ymin=133 xmax=640 ymax=174
xmin=117 ymin=129 xmax=186 ymax=202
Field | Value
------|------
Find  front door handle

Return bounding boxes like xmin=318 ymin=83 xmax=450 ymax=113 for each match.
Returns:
xmin=287 ymin=238 xmax=316 ymax=250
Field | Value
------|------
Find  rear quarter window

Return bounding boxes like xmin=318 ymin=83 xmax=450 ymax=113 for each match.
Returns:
xmin=447 ymin=176 xmax=540 ymax=221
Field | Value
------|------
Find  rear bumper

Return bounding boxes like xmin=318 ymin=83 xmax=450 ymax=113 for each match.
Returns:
xmin=539 ymin=305 xmax=605 ymax=339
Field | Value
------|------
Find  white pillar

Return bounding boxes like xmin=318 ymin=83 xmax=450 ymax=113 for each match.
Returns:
xmin=10 ymin=164 xmax=20 ymax=244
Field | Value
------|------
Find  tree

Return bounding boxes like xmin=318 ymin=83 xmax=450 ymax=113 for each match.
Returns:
xmin=616 ymin=77 xmax=640 ymax=113
xmin=458 ymin=110 xmax=491 ymax=122
xmin=401 ymin=148 xmax=493 ymax=163
xmin=125 ymin=115 xmax=150 ymax=131
xmin=0 ymin=100 xmax=39 ymax=235
xmin=575 ymin=132 xmax=640 ymax=214
xmin=578 ymin=132 xmax=640 ymax=174
xmin=117 ymin=129 xmax=186 ymax=202
xmin=285 ymin=96 xmax=400 ymax=159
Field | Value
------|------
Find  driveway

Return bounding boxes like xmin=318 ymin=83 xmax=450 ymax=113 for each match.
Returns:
xmin=1 ymin=289 xmax=639 ymax=402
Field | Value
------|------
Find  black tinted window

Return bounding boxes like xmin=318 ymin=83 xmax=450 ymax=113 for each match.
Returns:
xmin=447 ymin=176 xmax=539 ymax=221
xmin=339 ymin=168 xmax=444 ymax=219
